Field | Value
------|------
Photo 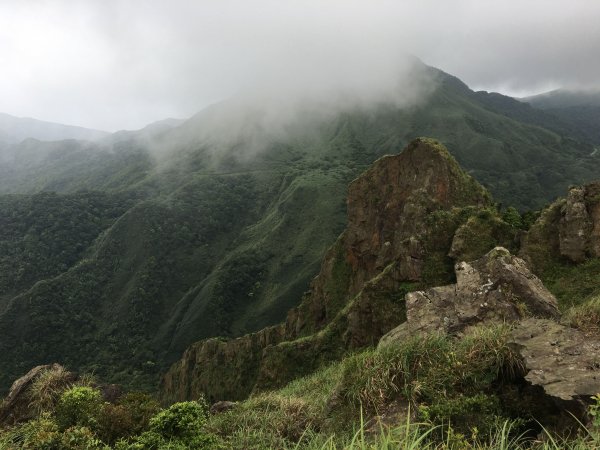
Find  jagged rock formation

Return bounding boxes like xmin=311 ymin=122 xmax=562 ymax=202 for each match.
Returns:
xmin=0 ymin=363 xmax=75 ymax=425
xmin=523 ymin=181 xmax=600 ymax=271
xmin=379 ymin=247 xmax=559 ymax=345
xmin=161 ymin=138 xmax=492 ymax=403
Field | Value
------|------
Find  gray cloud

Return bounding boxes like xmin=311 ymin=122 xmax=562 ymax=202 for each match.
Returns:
xmin=0 ymin=0 xmax=598 ymax=131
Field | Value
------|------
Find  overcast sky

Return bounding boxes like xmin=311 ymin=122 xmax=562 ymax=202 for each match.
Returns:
xmin=0 ymin=0 xmax=599 ymax=131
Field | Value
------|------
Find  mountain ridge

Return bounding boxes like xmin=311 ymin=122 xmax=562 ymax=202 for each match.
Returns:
xmin=1 ymin=63 xmax=600 ymax=394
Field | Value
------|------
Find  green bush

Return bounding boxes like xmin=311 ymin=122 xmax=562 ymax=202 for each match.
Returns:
xmin=1 ymin=412 xmax=61 ymax=449
xmin=114 ymin=399 xmax=215 ymax=449
xmin=419 ymin=394 xmax=504 ymax=436
xmin=149 ymin=400 xmax=209 ymax=439
xmin=55 ymin=386 xmax=103 ymax=431
xmin=97 ymin=392 xmax=160 ymax=444
xmin=59 ymin=426 xmax=107 ymax=449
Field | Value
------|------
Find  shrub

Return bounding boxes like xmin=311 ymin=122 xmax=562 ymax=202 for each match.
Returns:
xmin=1 ymin=412 xmax=61 ymax=449
xmin=55 ymin=386 xmax=103 ymax=431
xmin=59 ymin=426 xmax=107 ymax=449
xmin=114 ymin=399 xmax=215 ymax=449
xmin=564 ymin=295 xmax=600 ymax=332
xmin=149 ymin=400 xmax=209 ymax=439
xmin=335 ymin=325 xmax=523 ymax=414
xmin=96 ymin=392 xmax=160 ymax=444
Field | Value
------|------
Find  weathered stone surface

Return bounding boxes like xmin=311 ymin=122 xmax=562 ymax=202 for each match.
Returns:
xmin=160 ymin=325 xmax=285 ymax=404
xmin=559 ymin=186 xmax=593 ymax=263
xmin=0 ymin=363 xmax=73 ymax=425
xmin=523 ymin=181 xmax=600 ymax=269
xmin=510 ymin=318 xmax=600 ymax=402
xmin=284 ymin=138 xmax=491 ymax=339
xmin=380 ymin=247 xmax=559 ymax=346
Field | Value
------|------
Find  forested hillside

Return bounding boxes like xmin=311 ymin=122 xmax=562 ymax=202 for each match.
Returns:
xmin=1 ymin=62 xmax=599 ymax=393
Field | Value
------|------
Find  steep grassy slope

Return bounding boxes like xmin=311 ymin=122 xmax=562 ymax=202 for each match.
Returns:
xmin=1 ymin=63 xmax=599 ymax=394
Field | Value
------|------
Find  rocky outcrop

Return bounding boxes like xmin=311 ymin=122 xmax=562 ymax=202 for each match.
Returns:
xmin=559 ymin=186 xmax=594 ymax=262
xmin=511 ymin=318 xmax=600 ymax=402
xmin=523 ymin=181 xmax=600 ymax=270
xmin=0 ymin=363 xmax=75 ymax=425
xmin=161 ymin=138 xmax=493 ymax=403
xmin=284 ymin=138 xmax=491 ymax=339
xmin=160 ymin=325 xmax=285 ymax=404
xmin=379 ymin=246 xmax=600 ymax=429
xmin=380 ymin=247 xmax=559 ymax=345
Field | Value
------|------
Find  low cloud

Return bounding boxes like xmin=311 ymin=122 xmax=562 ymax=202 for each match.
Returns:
xmin=0 ymin=1 xmax=598 ymax=131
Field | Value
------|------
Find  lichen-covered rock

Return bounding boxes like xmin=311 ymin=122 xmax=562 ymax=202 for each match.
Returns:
xmin=379 ymin=247 xmax=559 ymax=346
xmin=284 ymin=138 xmax=491 ymax=339
xmin=523 ymin=181 xmax=600 ymax=270
xmin=253 ymin=262 xmax=406 ymax=392
xmin=510 ymin=318 xmax=600 ymax=402
xmin=559 ymin=186 xmax=593 ymax=263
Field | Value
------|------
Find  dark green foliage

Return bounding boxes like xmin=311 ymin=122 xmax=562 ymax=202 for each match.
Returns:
xmin=116 ymin=400 xmax=215 ymax=449
xmin=543 ymin=258 xmax=600 ymax=310
xmin=97 ymin=393 xmax=160 ymax=444
xmin=419 ymin=394 xmax=504 ymax=437
xmin=0 ymin=191 xmax=138 ymax=297
xmin=501 ymin=207 xmax=523 ymax=229
xmin=148 ymin=400 xmax=209 ymax=439
xmin=55 ymin=386 xmax=103 ymax=431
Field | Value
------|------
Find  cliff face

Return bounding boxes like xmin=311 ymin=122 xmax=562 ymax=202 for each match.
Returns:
xmin=160 ymin=138 xmax=492 ymax=404
xmin=284 ymin=138 xmax=491 ymax=338
xmin=522 ymin=181 xmax=600 ymax=271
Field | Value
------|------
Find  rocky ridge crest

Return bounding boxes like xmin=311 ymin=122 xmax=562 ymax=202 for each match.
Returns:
xmin=160 ymin=138 xmax=493 ymax=403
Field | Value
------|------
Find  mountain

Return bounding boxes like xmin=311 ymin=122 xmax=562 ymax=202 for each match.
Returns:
xmin=521 ymin=88 xmax=600 ymax=145
xmin=1 ymin=61 xmax=600 ymax=393
xmin=2 ymin=139 xmax=600 ymax=448
xmin=160 ymin=138 xmax=495 ymax=402
xmin=0 ymin=113 xmax=108 ymax=146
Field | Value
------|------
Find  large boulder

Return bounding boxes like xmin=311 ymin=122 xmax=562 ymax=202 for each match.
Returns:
xmin=380 ymin=247 xmax=559 ymax=345
xmin=0 ymin=363 xmax=75 ymax=425
xmin=511 ymin=318 xmax=600 ymax=402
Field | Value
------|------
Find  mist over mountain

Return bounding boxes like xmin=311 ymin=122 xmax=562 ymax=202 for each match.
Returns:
xmin=1 ymin=61 xmax=599 ymax=398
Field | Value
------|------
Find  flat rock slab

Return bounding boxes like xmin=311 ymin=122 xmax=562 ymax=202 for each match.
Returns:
xmin=379 ymin=247 xmax=560 ymax=347
xmin=511 ymin=318 xmax=600 ymax=401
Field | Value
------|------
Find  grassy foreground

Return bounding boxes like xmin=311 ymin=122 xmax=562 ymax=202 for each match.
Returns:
xmin=3 ymin=323 xmax=599 ymax=449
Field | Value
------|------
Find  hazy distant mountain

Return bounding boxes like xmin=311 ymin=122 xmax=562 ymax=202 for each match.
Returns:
xmin=520 ymin=89 xmax=600 ymax=144
xmin=0 ymin=113 xmax=109 ymax=145
xmin=108 ymin=117 xmax=185 ymax=144
xmin=522 ymin=88 xmax=600 ymax=109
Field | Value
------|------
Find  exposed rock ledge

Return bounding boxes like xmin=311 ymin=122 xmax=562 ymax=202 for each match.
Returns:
xmin=379 ymin=247 xmax=560 ymax=344
xmin=380 ymin=247 xmax=600 ymax=424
